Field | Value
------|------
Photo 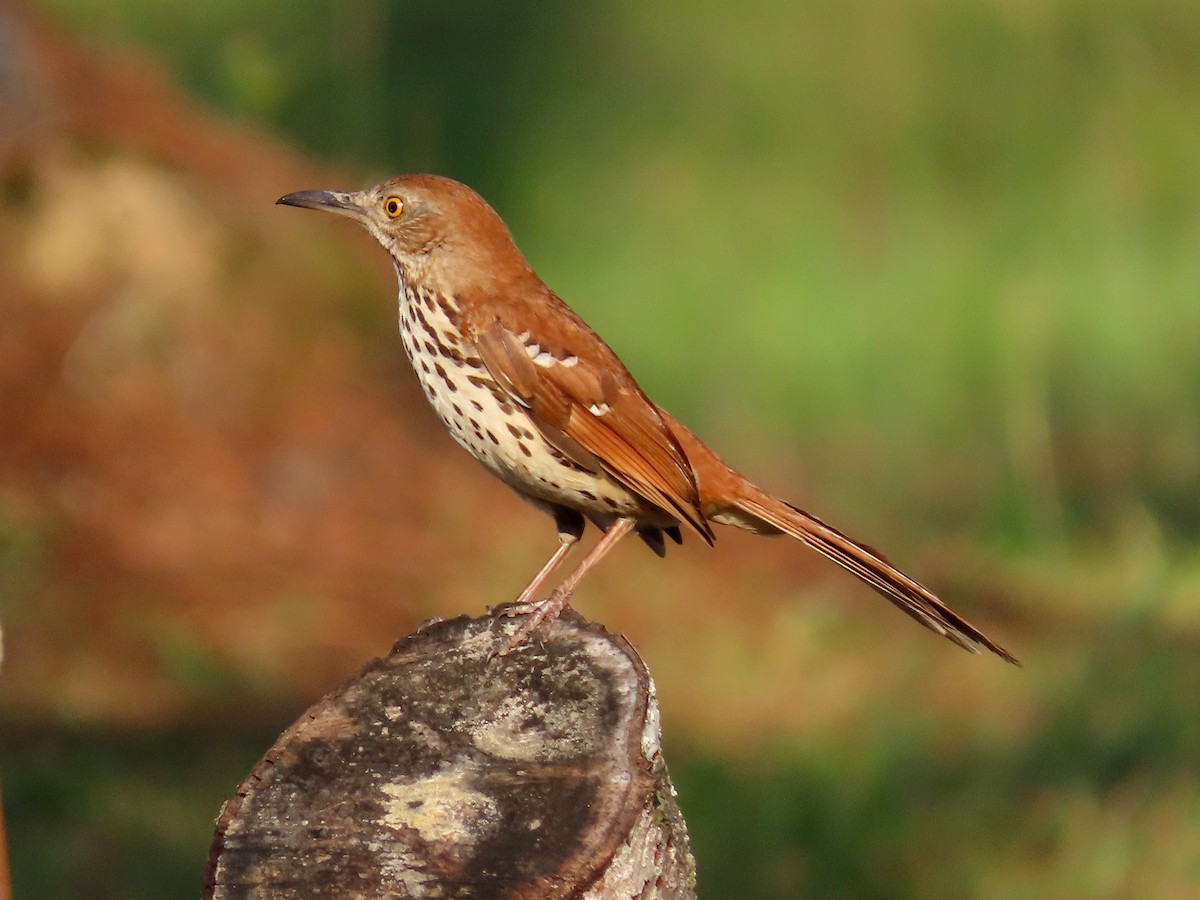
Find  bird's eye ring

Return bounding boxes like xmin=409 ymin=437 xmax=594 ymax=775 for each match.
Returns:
xmin=384 ymin=196 xmax=404 ymax=218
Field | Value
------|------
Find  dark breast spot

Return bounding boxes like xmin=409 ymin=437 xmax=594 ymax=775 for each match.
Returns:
xmin=434 ymin=362 xmax=458 ymax=392
xmin=412 ymin=303 xmax=432 ymax=332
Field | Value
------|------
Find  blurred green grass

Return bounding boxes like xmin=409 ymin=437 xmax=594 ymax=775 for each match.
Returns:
xmin=16 ymin=0 xmax=1200 ymax=896
xmin=4 ymin=722 xmax=282 ymax=900
xmin=674 ymin=611 xmax=1200 ymax=898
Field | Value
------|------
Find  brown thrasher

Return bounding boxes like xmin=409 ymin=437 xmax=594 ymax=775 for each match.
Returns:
xmin=278 ymin=175 xmax=1017 ymax=664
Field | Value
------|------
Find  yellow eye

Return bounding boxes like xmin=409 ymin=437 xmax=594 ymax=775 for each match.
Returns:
xmin=384 ymin=196 xmax=404 ymax=218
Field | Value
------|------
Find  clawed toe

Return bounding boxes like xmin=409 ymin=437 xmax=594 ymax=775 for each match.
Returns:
xmin=496 ymin=600 xmax=541 ymax=619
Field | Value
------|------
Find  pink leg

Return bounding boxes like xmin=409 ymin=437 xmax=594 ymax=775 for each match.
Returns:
xmin=504 ymin=528 xmax=581 ymax=612
xmin=497 ymin=517 xmax=636 ymax=655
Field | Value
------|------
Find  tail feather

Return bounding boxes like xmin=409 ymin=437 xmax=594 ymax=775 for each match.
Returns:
xmin=655 ymin=408 xmax=1017 ymax=664
xmin=733 ymin=491 xmax=1019 ymax=665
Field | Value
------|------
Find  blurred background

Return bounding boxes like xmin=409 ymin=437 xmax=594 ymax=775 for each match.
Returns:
xmin=2 ymin=0 xmax=1198 ymax=896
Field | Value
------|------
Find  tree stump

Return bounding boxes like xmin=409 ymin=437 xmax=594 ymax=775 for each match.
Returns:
xmin=203 ymin=607 xmax=696 ymax=899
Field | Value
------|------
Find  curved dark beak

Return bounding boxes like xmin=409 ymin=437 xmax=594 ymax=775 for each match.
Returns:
xmin=276 ymin=189 xmax=362 ymax=217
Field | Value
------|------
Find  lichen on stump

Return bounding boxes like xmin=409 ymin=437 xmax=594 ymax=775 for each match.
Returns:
xmin=204 ymin=608 xmax=696 ymax=899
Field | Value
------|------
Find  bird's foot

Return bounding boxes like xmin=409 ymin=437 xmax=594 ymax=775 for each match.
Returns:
xmin=491 ymin=588 xmax=571 ymax=658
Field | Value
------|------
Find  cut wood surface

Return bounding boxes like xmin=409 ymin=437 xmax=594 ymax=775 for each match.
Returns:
xmin=204 ymin=607 xmax=696 ymax=899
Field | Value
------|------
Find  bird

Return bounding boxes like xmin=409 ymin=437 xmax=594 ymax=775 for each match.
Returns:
xmin=277 ymin=175 xmax=1017 ymax=664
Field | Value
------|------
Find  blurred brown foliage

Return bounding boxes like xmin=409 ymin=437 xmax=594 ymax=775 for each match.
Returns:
xmin=0 ymin=1 xmax=530 ymax=724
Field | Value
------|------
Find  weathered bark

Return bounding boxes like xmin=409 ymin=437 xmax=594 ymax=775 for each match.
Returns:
xmin=204 ymin=608 xmax=696 ymax=899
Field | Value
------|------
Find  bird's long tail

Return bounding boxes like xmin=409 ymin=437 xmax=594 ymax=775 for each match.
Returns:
xmin=659 ymin=412 xmax=1018 ymax=664
xmin=729 ymin=486 xmax=1018 ymax=664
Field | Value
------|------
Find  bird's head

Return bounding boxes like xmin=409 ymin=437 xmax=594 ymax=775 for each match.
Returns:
xmin=277 ymin=174 xmax=531 ymax=289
